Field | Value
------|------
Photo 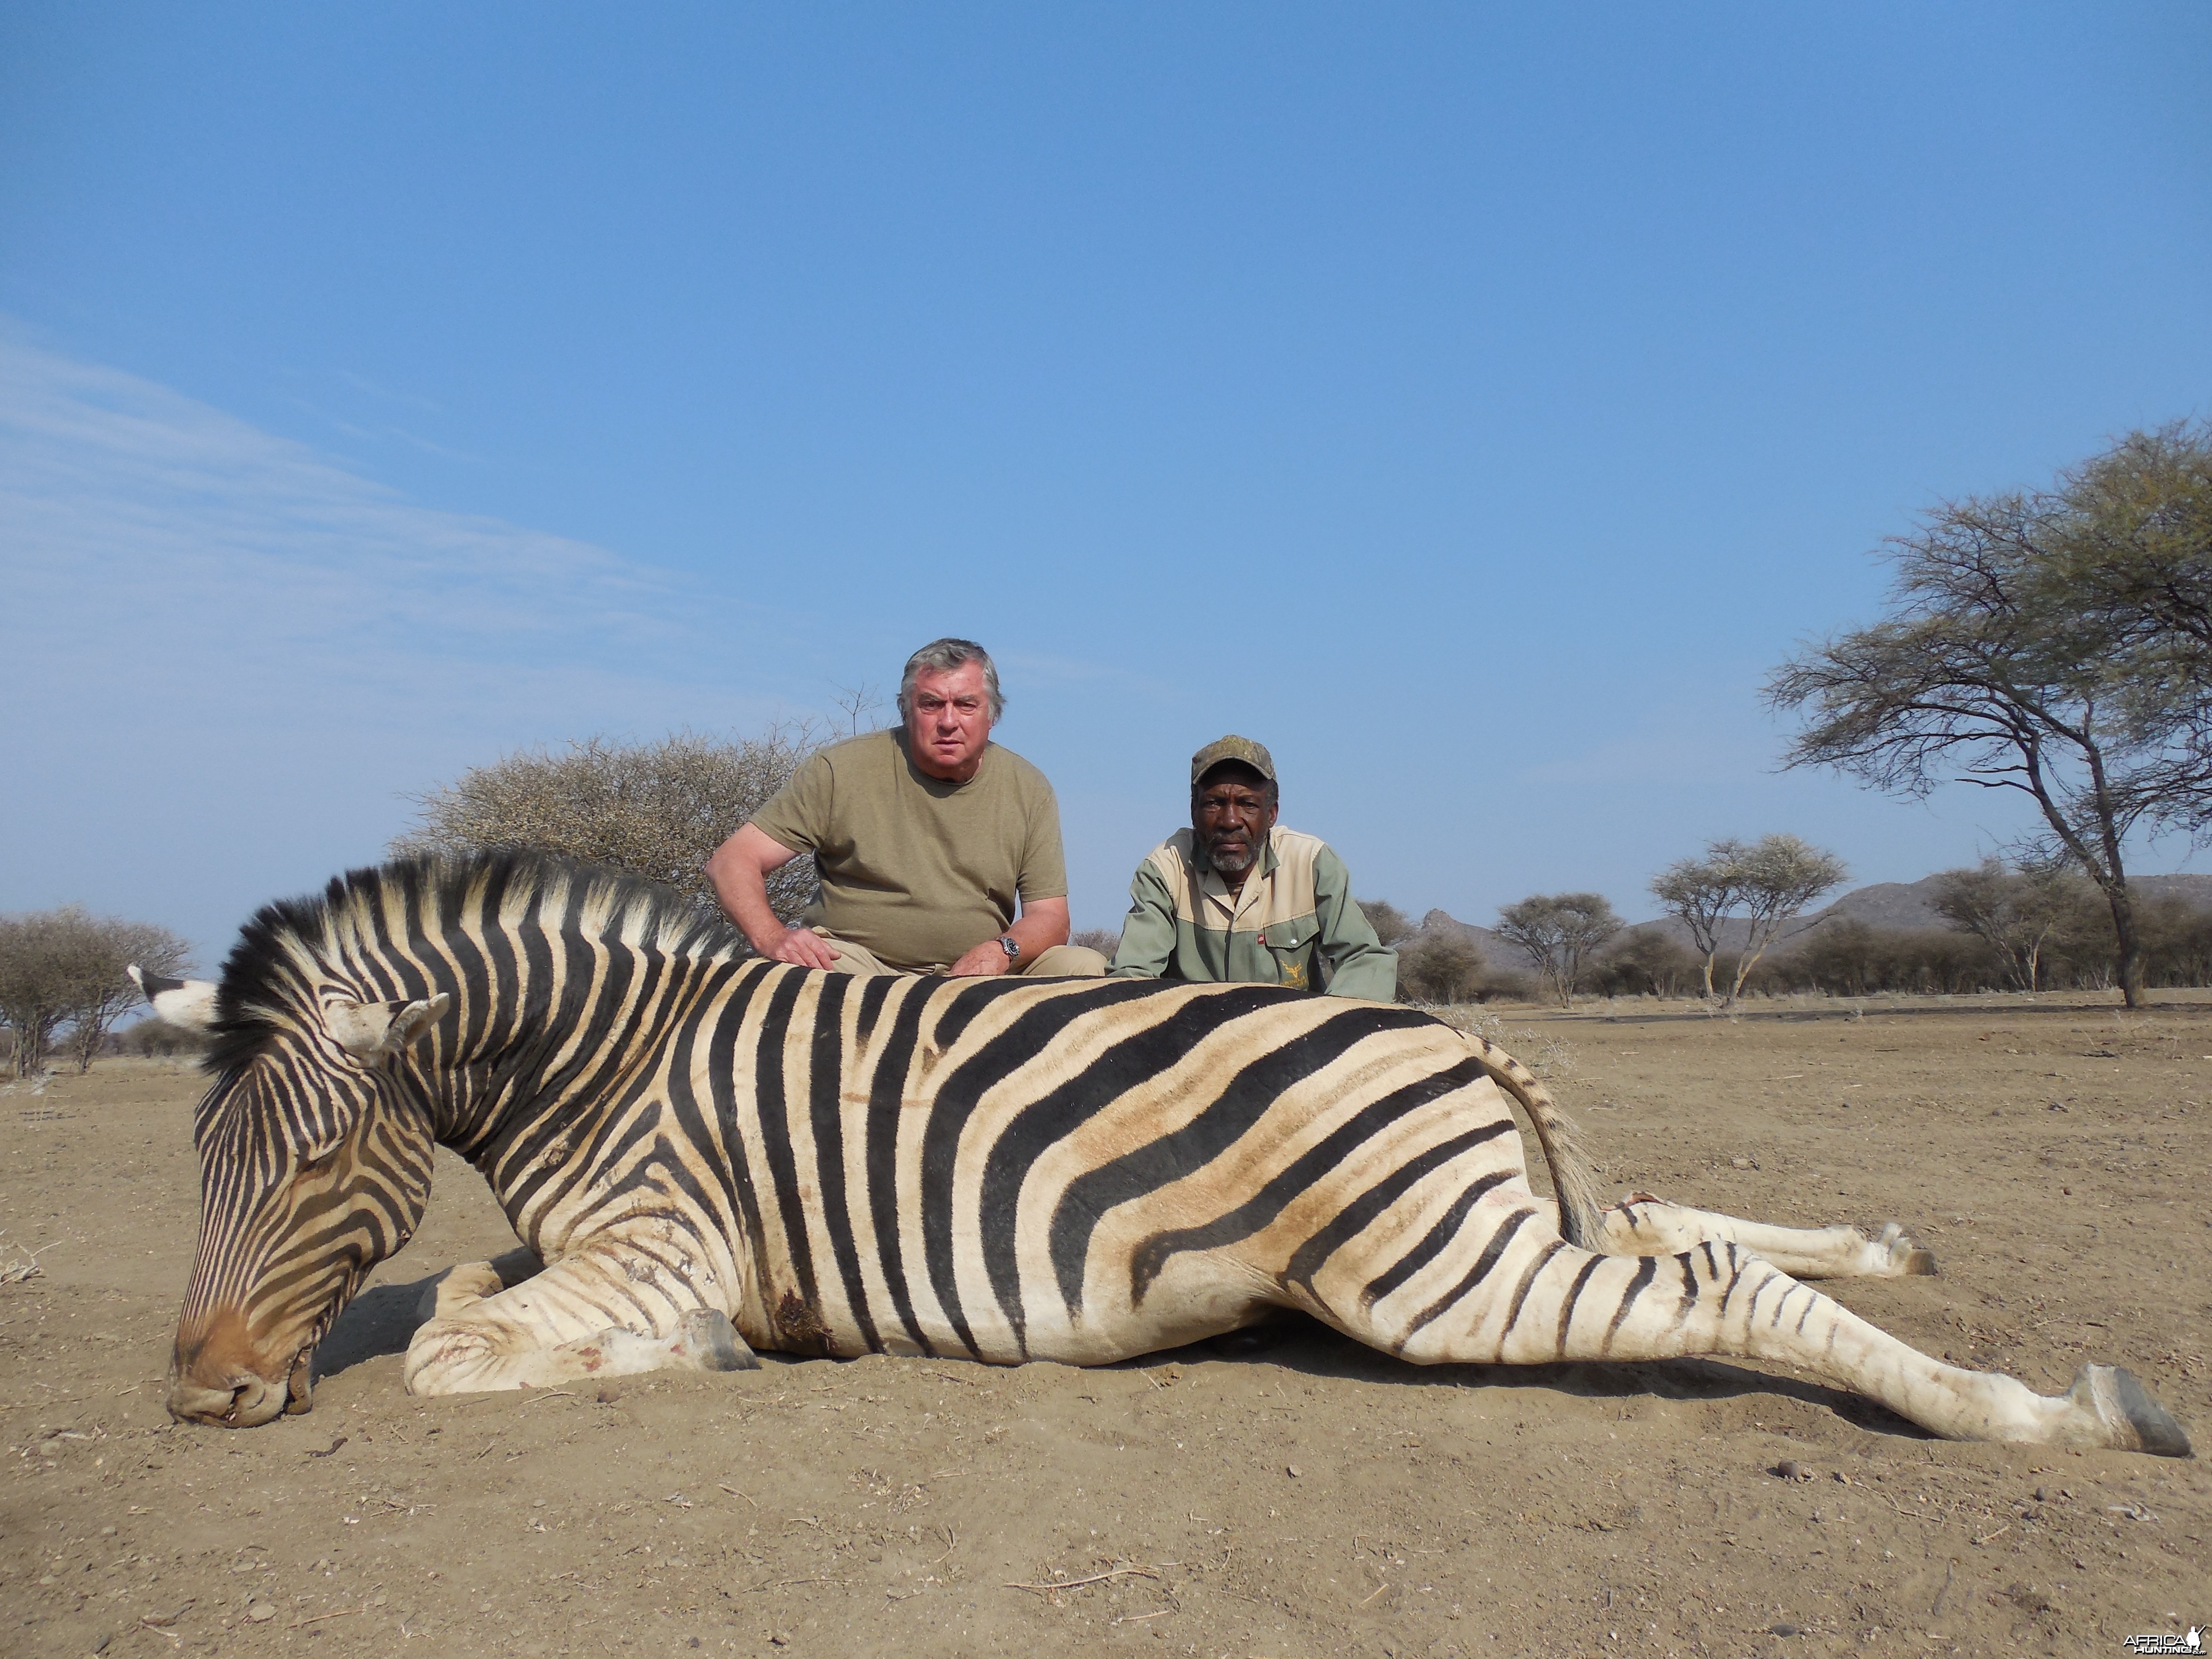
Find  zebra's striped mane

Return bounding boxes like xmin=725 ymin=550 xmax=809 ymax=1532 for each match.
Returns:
xmin=203 ymin=851 xmax=746 ymax=1075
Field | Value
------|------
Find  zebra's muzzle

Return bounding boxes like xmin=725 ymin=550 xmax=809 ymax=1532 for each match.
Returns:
xmin=168 ymin=1302 xmax=328 ymax=1427
xmin=166 ymin=1369 xmax=287 ymax=1428
xmin=167 ymin=1343 xmax=315 ymax=1427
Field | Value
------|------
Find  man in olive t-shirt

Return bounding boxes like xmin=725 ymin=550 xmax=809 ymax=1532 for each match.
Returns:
xmin=705 ymin=639 xmax=1107 ymax=977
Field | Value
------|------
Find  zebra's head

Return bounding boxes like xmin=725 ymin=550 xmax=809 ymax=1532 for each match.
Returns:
xmin=143 ymin=954 xmax=448 ymax=1428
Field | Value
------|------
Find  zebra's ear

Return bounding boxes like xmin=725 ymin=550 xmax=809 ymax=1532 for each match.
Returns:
xmin=130 ymin=965 xmax=218 ymax=1032
xmin=323 ymin=994 xmax=453 ymax=1060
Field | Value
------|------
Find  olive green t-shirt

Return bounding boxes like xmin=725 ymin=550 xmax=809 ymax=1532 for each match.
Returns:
xmin=747 ymin=729 xmax=1070 ymax=972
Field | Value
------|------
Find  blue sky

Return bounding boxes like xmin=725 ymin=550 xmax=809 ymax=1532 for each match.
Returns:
xmin=4 ymin=4 xmax=2210 ymax=968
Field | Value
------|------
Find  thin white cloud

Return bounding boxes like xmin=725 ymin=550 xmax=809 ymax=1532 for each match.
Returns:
xmin=3 ymin=335 xmax=681 ymax=660
xmin=0 ymin=330 xmax=803 ymax=958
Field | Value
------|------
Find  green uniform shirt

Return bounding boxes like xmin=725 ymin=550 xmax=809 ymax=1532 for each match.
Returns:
xmin=1107 ymin=825 xmax=1396 ymax=1000
xmin=746 ymin=729 xmax=1068 ymax=973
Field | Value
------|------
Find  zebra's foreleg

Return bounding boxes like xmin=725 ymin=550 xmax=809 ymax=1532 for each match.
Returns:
xmin=402 ymin=1245 xmax=759 ymax=1396
xmin=1533 ymin=1194 xmax=1938 ymax=1278
xmin=414 ymin=1246 xmax=547 ymax=1323
xmin=1382 ymin=1226 xmax=2189 ymax=1455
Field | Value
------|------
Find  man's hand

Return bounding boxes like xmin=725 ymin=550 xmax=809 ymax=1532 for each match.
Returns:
xmin=946 ymin=940 xmax=1013 ymax=978
xmin=944 ymin=900 xmax=1070 ymax=978
xmin=767 ymin=927 xmax=840 ymax=970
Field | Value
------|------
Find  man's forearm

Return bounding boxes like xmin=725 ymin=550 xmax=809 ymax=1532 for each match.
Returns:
xmin=1004 ymin=908 xmax=1066 ymax=962
xmin=1312 ymin=846 xmax=1396 ymax=999
xmin=706 ymin=833 xmax=797 ymax=953
xmin=711 ymin=869 xmax=786 ymax=954
xmin=1106 ymin=869 xmax=1176 ymax=977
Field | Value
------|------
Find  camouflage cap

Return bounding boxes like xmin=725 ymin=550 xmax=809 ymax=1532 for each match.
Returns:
xmin=1190 ymin=734 xmax=1277 ymax=787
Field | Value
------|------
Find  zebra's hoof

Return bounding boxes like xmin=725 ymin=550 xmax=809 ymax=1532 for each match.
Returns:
xmin=1875 ymin=1222 xmax=1938 ymax=1277
xmin=679 ymin=1308 xmax=760 ymax=1373
xmin=2068 ymin=1364 xmax=2193 ymax=1458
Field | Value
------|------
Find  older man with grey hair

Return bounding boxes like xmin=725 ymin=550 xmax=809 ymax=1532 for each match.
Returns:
xmin=708 ymin=638 xmax=1106 ymax=978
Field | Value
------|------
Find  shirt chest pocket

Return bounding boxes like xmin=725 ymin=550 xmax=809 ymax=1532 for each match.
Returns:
xmin=1255 ymin=914 xmax=1321 ymax=990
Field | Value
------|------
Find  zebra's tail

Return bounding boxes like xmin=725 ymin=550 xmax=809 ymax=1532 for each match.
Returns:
xmin=1457 ymin=1029 xmax=1607 ymax=1250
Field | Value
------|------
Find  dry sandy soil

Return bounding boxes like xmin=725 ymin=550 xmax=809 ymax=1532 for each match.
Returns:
xmin=2 ymin=992 xmax=2206 ymax=1659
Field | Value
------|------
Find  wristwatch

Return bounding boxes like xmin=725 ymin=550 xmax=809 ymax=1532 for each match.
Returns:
xmin=998 ymin=935 xmax=1021 ymax=962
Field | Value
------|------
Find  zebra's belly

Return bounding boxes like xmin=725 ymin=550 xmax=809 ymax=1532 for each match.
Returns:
xmin=753 ymin=1248 xmax=1282 ymax=1368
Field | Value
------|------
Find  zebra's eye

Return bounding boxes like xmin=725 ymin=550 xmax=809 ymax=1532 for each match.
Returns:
xmin=296 ymin=1144 xmax=344 ymax=1179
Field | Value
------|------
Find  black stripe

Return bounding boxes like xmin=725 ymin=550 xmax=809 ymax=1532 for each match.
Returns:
xmin=976 ymin=987 xmax=1286 ymax=1346
xmin=748 ymin=968 xmax=820 ymax=1328
xmin=1502 ymin=1239 xmax=1568 ymax=1339
xmin=702 ymin=986 xmax=770 ymax=1310
xmin=862 ymin=983 xmax=933 ymax=1354
xmin=1769 ymin=1281 xmax=1796 ymax=1328
xmin=1126 ymin=1058 xmax=1493 ymax=1304
xmin=1402 ymin=1205 xmax=1535 ymax=1345
xmin=1603 ymin=1255 xmax=1657 ymax=1352
xmin=1355 ymin=1163 xmax=1515 ymax=1312
xmin=493 ymin=942 xmax=687 ymax=1194
xmin=660 ymin=963 xmax=749 ymax=1243
xmin=1554 ymin=1253 xmax=1604 ymax=1354
xmin=929 ymin=978 xmax=1192 ymax=1353
xmin=1671 ymin=1252 xmax=1700 ymax=1327
xmin=1048 ymin=1004 xmax=1401 ymax=1318
xmin=926 ymin=976 xmax=1033 ymax=1054
xmin=1715 ymin=1246 xmax=1746 ymax=1321
xmin=475 ymin=858 xmax=520 ymax=1055
xmin=575 ymin=960 xmax=730 ymax=1221
xmin=853 ymin=974 xmax=894 ymax=1047
xmin=805 ymin=975 xmax=877 ymax=1355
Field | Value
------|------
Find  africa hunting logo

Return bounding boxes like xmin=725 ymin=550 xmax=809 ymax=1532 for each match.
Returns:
xmin=2122 ymin=1627 xmax=2202 ymax=1655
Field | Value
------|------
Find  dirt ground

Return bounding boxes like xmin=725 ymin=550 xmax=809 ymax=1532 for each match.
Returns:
xmin=2 ymin=991 xmax=2206 ymax=1659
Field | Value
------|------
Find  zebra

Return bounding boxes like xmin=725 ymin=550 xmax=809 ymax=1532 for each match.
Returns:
xmin=141 ymin=852 xmax=2188 ymax=1456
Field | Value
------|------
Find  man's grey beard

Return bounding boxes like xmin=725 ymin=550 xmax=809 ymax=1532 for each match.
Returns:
xmin=1209 ymin=839 xmax=1256 ymax=874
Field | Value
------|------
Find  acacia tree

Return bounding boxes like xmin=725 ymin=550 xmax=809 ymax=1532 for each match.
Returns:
xmin=1354 ymin=899 xmax=1417 ymax=947
xmin=1731 ymin=835 xmax=1850 ymax=1001
xmin=1592 ymin=929 xmax=1700 ymax=998
xmin=1651 ymin=835 xmax=1847 ymax=1007
xmin=1929 ymin=858 xmax=2094 ymax=992
xmin=2056 ymin=422 xmax=2212 ymax=834
xmin=1494 ymin=893 xmax=1622 ymax=1008
xmin=0 ymin=911 xmax=79 ymax=1079
xmin=1650 ymin=850 xmax=1739 ymax=1003
xmin=0 ymin=909 xmax=191 ymax=1077
xmin=62 ymin=918 xmax=192 ymax=1072
xmin=395 ymin=726 xmax=822 ymax=930
xmin=1766 ymin=425 xmax=2212 ymax=1008
xmin=1396 ymin=931 xmax=1489 ymax=1004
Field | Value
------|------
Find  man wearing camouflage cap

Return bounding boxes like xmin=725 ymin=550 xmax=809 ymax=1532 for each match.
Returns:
xmin=1106 ymin=736 xmax=1395 ymax=999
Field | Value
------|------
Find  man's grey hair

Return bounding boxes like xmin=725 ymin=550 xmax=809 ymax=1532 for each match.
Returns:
xmin=898 ymin=638 xmax=1004 ymax=721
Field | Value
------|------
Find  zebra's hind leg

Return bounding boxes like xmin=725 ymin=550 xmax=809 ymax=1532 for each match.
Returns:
xmin=402 ymin=1246 xmax=760 ymax=1396
xmin=1369 ymin=1214 xmax=2189 ymax=1455
xmin=1535 ymin=1194 xmax=1938 ymax=1278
